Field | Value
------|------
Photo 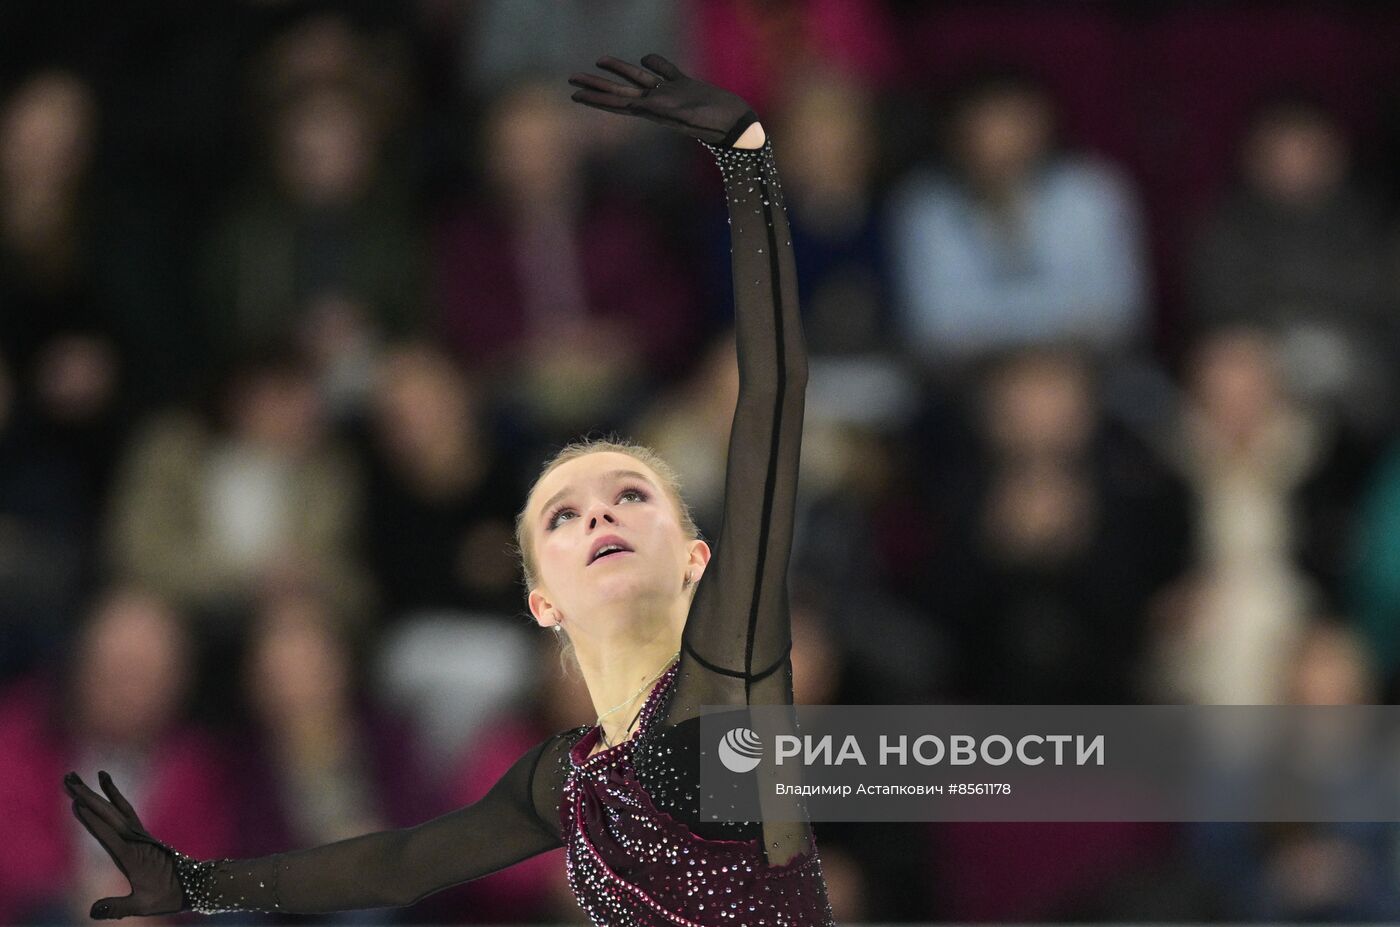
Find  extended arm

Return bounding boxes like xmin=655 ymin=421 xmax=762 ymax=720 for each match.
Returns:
xmin=65 ymin=733 xmax=574 ymax=918
xmin=172 ymin=740 xmax=561 ymax=914
xmin=568 ymin=54 xmax=807 ymax=714
xmin=568 ymin=53 xmax=814 ymax=869
xmin=675 ymin=138 xmax=806 ymax=708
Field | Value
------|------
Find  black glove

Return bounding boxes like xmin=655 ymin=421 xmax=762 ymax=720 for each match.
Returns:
xmin=568 ymin=53 xmax=758 ymax=147
xmin=63 ymin=770 xmax=186 ymax=919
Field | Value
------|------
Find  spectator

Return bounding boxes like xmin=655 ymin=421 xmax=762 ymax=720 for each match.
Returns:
xmin=223 ymin=590 xmax=440 ymax=925
xmin=1188 ymin=95 xmax=1396 ymax=435
xmin=360 ymin=341 xmax=525 ymax=621
xmin=1186 ymin=619 xmax=1400 ymax=921
xmin=434 ymin=79 xmax=698 ymax=436
xmin=201 ymin=13 xmax=424 ymax=419
xmin=0 ymin=69 xmax=127 ymax=506
xmin=0 ymin=587 xmax=233 ymax=923
xmin=104 ymin=343 xmax=371 ymax=629
xmin=889 ymin=68 xmax=1149 ymax=367
xmin=448 ymin=0 xmax=690 ymax=200
xmin=1146 ymin=326 xmax=1329 ymax=704
xmin=921 ymin=346 xmax=1190 ymax=703
xmin=769 ymin=69 xmax=892 ymax=355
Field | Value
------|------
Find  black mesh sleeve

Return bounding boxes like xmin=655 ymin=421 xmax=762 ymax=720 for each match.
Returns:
xmin=666 ymin=137 xmax=807 ymax=722
xmin=171 ymin=731 xmax=576 ymax=915
xmin=640 ymin=137 xmax=816 ymax=867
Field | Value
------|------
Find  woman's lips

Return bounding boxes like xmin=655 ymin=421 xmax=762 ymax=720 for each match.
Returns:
xmin=589 ymin=550 xmax=635 ymax=566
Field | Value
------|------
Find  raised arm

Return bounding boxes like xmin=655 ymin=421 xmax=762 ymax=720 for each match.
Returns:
xmin=63 ymin=732 xmax=576 ymax=918
xmin=568 ymin=55 xmax=807 ymax=715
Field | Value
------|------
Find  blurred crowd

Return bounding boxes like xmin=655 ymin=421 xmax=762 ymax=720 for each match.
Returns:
xmin=6 ymin=1 xmax=1400 ymax=923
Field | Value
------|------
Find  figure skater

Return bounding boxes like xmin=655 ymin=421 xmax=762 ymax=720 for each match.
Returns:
xmin=64 ymin=53 xmax=835 ymax=926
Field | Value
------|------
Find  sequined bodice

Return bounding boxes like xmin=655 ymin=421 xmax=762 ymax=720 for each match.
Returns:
xmin=559 ymin=663 xmax=835 ymax=926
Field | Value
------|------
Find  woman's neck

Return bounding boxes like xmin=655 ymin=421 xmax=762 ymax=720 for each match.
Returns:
xmin=574 ymin=626 xmax=683 ymax=749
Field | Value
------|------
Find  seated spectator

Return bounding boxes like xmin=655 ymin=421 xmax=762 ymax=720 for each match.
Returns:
xmin=0 ymin=69 xmax=127 ymax=506
xmin=1188 ymin=94 xmax=1396 ymax=436
xmin=451 ymin=0 xmax=688 ymax=198
xmin=434 ymin=79 xmax=699 ymax=436
xmin=0 ymin=587 xmax=233 ymax=923
xmin=1146 ymin=326 xmax=1334 ymax=704
xmin=768 ymin=69 xmax=893 ymax=355
xmin=201 ymin=13 xmax=424 ymax=419
xmin=1186 ymin=619 xmax=1400 ymax=921
xmin=223 ymin=590 xmax=440 ymax=925
xmin=104 ymin=343 xmax=371 ymax=628
xmin=888 ymin=68 xmax=1149 ymax=368
xmin=920 ymin=345 xmax=1191 ymax=704
xmin=359 ymin=341 xmax=526 ymax=621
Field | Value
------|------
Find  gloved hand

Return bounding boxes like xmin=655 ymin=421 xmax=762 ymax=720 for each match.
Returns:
xmin=63 ymin=770 xmax=186 ymax=919
xmin=568 ymin=54 xmax=759 ymax=147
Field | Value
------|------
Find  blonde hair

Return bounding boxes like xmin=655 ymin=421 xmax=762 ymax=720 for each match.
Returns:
xmin=512 ymin=433 xmax=703 ymax=677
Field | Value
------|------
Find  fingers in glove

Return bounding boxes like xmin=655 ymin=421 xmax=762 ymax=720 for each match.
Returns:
xmin=568 ymin=73 xmax=644 ymax=98
xmin=640 ymin=54 xmax=683 ymax=81
xmin=570 ymin=89 xmax=634 ymax=115
xmin=97 ymin=770 xmax=144 ymax=829
xmin=65 ymin=774 xmax=129 ymax=834
xmin=595 ymin=56 xmax=663 ymax=89
xmin=91 ymin=895 xmax=138 ymax=920
xmin=73 ymin=801 xmax=132 ymax=879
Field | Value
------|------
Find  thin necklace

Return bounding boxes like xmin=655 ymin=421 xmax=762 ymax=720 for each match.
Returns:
xmin=594 ymin=649 xmax=679 ymax=748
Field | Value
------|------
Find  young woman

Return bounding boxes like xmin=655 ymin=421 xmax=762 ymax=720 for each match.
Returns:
xmin=64 ymin=53 xmax=835 ymax=926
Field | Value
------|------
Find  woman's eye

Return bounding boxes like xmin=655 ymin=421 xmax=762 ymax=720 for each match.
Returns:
xmin=549 ymin=488 xmax=647 ymax=529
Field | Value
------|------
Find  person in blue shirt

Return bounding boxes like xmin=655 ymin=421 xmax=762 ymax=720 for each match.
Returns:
xmin=889 ymin=68 xmax=1149 ymax=367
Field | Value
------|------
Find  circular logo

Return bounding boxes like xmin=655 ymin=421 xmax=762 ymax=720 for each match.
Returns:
xmin=718 ymin=727 xmax=763 ymax=773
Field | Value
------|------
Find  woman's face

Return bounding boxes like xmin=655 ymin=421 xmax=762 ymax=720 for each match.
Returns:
xmin=527 ymin=451 xmax=702 ymax=635
xmin=75 ymin=591 xmax=189 ymax=744
xmin=0 ymin=70 xmax=94 ymax=189
xmin=488 ymin=84 xmax=577 ymax=201
xmin=246 ymin=593 xmax=348 ymax=726
xmin=955 ymin=90 xmax=1051 ymax=188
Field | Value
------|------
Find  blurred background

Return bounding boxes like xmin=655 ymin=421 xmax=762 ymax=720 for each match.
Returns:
xmin=5 ymin=0 xmax=1400 ymax=923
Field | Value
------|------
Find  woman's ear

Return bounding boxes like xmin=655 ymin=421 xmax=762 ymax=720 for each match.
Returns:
xmin=685 ymin=539 xmax=712 ymax=586
xmin=528 ymin=588 xmax=562 ymax=628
